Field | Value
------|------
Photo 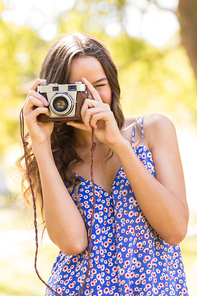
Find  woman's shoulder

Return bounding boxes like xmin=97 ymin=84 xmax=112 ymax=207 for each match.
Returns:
xmin=124 ymin=113 xmax=175 ymax=131
xmin=145 ymin=113 xmax=174 ymax=126
xmin=143 ymin=113 xmax=177 ymax=152
xmin=123 ymin=114 xmax=176 ymax=149
xmin=143 ymin=113 xmax=176 ymax=137
xmin=124 ymin=113 xmax=174 ymax=127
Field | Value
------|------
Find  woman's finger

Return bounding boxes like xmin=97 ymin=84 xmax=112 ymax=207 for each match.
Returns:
xmin=83 ymin=105 xmax=109 ymax=129
xmin=66 ymin=121 xmax=90 ymax=132
xmin=25 ymin=106 xmax=50 ymax=123
xmin=90 ymin=110 xmax=113 ymax=129
xmin=24 ymin=79 xmax=48 ymax=110
xmin=26 ymin=95 xmax=46 ymax=108
xmin=30 ymin=79 xmax=47 ymax=91
xmin=24 ymin=90 xmax=49 ymax=115
xmin=80 ymin=99 xmax=96 ymax=121
xmin=29 ymin=89 xmax=49 ymax=103
xmin=82 ymin=77 xmax=102 ymax=102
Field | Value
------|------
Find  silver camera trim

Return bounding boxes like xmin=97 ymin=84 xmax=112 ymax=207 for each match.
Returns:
xmin=37 ymin=82 xmax=86 ymax=93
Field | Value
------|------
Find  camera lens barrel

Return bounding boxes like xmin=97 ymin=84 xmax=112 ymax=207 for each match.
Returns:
xmin=50 ymin=93 xmax=74 ymax=116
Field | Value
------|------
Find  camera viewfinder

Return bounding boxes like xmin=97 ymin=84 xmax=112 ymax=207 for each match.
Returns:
xmin=68 ymin=85 xmax=76 ymax=91
xmin=53 ymin=86 xmax=59 ymax=91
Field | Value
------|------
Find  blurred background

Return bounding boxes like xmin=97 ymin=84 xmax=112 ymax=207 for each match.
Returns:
xmin=0 ymin=0 xmax=197 ymax=295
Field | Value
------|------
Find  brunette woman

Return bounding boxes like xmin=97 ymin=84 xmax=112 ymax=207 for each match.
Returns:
xmin=17 ymin=33 xmax=189 ymax=295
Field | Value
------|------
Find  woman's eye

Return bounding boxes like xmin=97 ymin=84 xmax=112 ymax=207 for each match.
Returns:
xmin=95 ymin=84 xmax=106 ymax=88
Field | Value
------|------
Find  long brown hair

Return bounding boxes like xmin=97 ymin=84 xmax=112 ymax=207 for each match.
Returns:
xmin=16 ymin=32 xmax=124 ymax=222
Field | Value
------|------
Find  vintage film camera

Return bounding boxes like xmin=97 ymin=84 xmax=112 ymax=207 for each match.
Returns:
xmin=37 ymin=82 xmax=87 ymax=122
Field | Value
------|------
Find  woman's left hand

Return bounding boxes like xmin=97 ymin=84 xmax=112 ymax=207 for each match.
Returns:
xmin=66 ymin=77 xmax=123 ymax=147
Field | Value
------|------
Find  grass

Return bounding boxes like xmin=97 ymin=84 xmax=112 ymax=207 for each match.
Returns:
xmin=0 ymin=197 xmax=197 ymax=296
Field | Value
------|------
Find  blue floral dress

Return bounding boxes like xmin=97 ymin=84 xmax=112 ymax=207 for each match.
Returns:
xmin=46 ymin=117 xmax=189 ymax=296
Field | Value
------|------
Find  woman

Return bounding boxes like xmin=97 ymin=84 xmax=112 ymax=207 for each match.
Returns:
xmin=17 ymin=32 xmax=189 ymax=295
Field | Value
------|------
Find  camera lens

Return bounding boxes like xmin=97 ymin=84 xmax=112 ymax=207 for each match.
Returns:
xmin=53 ymin=97 xmax=68 ymax=112
xmin=50 ymin=93 xmax=74 ymax=116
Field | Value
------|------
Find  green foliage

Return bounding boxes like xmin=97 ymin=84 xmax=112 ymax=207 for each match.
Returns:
xmin=0 ymin=7 xmax=48 ymax=156
xmin=118 ymin=43 xmax=197 ymax=125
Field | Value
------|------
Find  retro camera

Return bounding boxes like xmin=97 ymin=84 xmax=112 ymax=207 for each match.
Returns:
xmin=37 ymin=82 xmax=87 ymax=122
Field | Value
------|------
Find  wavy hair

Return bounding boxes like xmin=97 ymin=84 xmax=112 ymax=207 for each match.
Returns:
xmin=16 ymin=32 xmax=124 ymax=221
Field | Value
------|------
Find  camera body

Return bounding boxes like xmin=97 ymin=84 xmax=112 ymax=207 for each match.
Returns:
xmin=37 ymin=82 xmax=87 ymax=122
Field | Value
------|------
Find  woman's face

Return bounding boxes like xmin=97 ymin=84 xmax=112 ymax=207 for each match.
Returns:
xmin=69 ymin=56 xmax=112 ymax=106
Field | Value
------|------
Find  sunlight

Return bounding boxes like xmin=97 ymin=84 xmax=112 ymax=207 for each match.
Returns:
xmin=2 ymin=0 xmax=179 ymax=46
xmin=2 ymin=0 xmax=75 ymax=40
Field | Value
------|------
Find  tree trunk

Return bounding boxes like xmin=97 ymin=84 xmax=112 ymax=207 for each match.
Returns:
xmin=176 ymin=0 xmax=197 ymax=79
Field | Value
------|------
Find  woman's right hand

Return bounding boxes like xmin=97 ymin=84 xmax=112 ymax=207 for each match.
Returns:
xmin=23 ymin=79 xmax=54 ymax=146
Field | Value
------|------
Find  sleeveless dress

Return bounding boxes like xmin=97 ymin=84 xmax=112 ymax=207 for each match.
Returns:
xmin=45 ymin=117 xmax=189 ymax=296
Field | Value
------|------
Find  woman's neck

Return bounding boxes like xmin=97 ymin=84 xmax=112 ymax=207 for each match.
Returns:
xmin=73 ymin=127 xmax=111 ymax=163
xmin=74 ymin=128 xmax=97 ymax=148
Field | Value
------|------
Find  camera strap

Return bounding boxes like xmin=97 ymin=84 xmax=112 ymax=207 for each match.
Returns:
xmin=20 ymin=108 xmax=96 ymax=296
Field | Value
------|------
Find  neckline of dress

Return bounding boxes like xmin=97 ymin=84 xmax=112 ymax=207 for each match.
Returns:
xmin=73 ymin=144 xmax=152 ymax=196
xmin=74 ymin=166 xmax=122 ymax=196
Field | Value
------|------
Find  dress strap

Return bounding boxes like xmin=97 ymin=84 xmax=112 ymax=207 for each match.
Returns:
xmin=131 ymin=117 xmax=140 ymax=150
xmin=131 ymin=116 xmax=145 ymax=150
xmin=141 ymin=116 xmax=145 ymax=144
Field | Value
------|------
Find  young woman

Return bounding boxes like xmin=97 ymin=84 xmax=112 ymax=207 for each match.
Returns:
xmin=17 ymin=32 xmax=189 ymax=295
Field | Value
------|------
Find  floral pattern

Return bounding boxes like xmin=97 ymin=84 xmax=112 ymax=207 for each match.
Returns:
xmin=46 ymin=117 xmax=188 ymax=296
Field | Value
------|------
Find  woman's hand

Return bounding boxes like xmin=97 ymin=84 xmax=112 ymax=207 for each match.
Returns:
xmin=66 ymin=77 xmax=123 ymax=147
xmin=23 ymin=79 xmax=54 ymax=146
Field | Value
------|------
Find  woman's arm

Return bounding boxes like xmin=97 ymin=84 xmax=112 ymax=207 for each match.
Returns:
xmin=111 ymin=114 xmax=189 ymax=245
xmin=67 ymin=78 xmax=189 ymax=245
xmin=23 ymin=79 xmax=88 ymax=255
xmin=34 ymin=143 xmax=88 ymax=255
